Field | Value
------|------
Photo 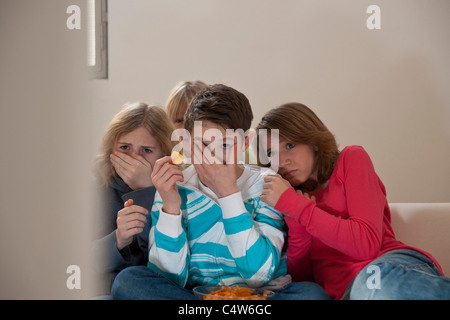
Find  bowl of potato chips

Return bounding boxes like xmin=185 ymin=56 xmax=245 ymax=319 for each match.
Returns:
xmin=193 ymin=285 xmax=274 ymax=300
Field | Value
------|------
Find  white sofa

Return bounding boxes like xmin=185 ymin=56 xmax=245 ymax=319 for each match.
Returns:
xmin=389 ymin=203 xmax=450 ymax=276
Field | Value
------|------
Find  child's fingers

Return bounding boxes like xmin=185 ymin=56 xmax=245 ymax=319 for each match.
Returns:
xmin=152 ymin=156 xmax=175 ymax=177
xmin=165 ymin=172 xmax=185 ymax=186
xmin=110 ymin=153 xmax=126 ymax=172
xmin=193 ymin=139 xmax=208 ymax=165
xmin=152 ymin=162 xmax=184 ymax=187
xmin=263 ymin=174 xmax=277 ymax=182
xmin=119 ymin=212 xmax=147 ymax=227
xmin=111 ymin=152 xmax=133 ymax=168
xmin=133 ymin=153 xmax=152 ymax=168
xmin=112 ymin=152 xmax=152 ymax=171
xmin=119 ymin=204 xmax=149 ymax=216
xmin=228 ymin=136 xmax=238 ymax=165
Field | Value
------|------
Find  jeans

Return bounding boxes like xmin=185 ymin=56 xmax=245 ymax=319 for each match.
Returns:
xmin=342 ymin=249 xmax=450 ymax=300
xmin=111 ymin=266 xmax=329 ymax=300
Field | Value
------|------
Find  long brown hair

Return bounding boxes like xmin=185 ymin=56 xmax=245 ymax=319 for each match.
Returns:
xmin=256 ymin=102 xmax=340 ymax=192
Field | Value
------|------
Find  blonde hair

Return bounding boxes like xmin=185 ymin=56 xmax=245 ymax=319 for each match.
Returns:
xmin=95 ymin=102 xmax=175 ymax=186
xmin=165 ymin=80 xmax=208 ymax=124
xmin=256 ymin=102 xmax=340 ymax=192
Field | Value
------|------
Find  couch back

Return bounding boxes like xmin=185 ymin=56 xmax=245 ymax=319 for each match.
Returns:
xmin=389 ymin=203 xmax=450 ymax=276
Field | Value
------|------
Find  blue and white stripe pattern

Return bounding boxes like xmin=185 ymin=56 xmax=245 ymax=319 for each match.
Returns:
xmin=147 ymin=165 xmax=291 ymax=289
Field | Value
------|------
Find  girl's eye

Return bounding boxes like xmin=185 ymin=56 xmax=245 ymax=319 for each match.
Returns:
xmin=286 ymin=143 xmax=295 ymax=150
xmin=119 ymin=145 xmax=129 ymax=151
xmin=174 ymin=119 xmax=183 ymax=124
xmin=222 ymin=144 xmax=232 ymax=149
xmin=143 ymin=148 xmax=152 ymax=154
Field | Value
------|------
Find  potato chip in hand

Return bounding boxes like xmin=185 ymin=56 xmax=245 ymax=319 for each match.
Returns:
xmin=170 ymin=151 xmax=183 ymax=165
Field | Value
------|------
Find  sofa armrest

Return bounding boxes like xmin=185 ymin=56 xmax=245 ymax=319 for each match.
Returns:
xmin=389 ymin=203 xmax=450 ymax=276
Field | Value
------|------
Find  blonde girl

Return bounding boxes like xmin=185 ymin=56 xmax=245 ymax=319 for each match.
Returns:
xmin=92 ymin=102 xmax=175 ymax=295
xmin=165 ymin=80 xmax=208 ymax=129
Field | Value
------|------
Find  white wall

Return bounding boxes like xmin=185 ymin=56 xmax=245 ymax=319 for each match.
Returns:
xmin=92 ymin=0 xmax=450 ymax=203
xmin=0 ymin=0 xmax=93 ymax=298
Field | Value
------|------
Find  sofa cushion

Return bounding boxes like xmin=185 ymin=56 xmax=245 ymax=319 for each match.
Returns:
xmin=389 ymin=203 xmax=450 ymax=276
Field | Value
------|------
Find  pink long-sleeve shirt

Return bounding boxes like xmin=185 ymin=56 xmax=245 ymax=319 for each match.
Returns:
xmin=275 ymin=145 xmax=443 ymax=300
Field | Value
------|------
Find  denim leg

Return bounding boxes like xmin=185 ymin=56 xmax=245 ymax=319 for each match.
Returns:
xmin=344 ymin=249 xmax=450 ymax=300
xmin=111 ymin=266 xmax=196 ymax=300
xmin=273 ymin=281 xmax=330 ymax=300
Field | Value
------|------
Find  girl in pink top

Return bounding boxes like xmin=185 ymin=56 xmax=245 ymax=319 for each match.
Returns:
xmin=257 ymin=102 xmax=450 ymax=299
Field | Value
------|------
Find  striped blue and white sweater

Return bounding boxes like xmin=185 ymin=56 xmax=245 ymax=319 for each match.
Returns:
xmin=147 ymin=164 xmax=291 ymax=289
